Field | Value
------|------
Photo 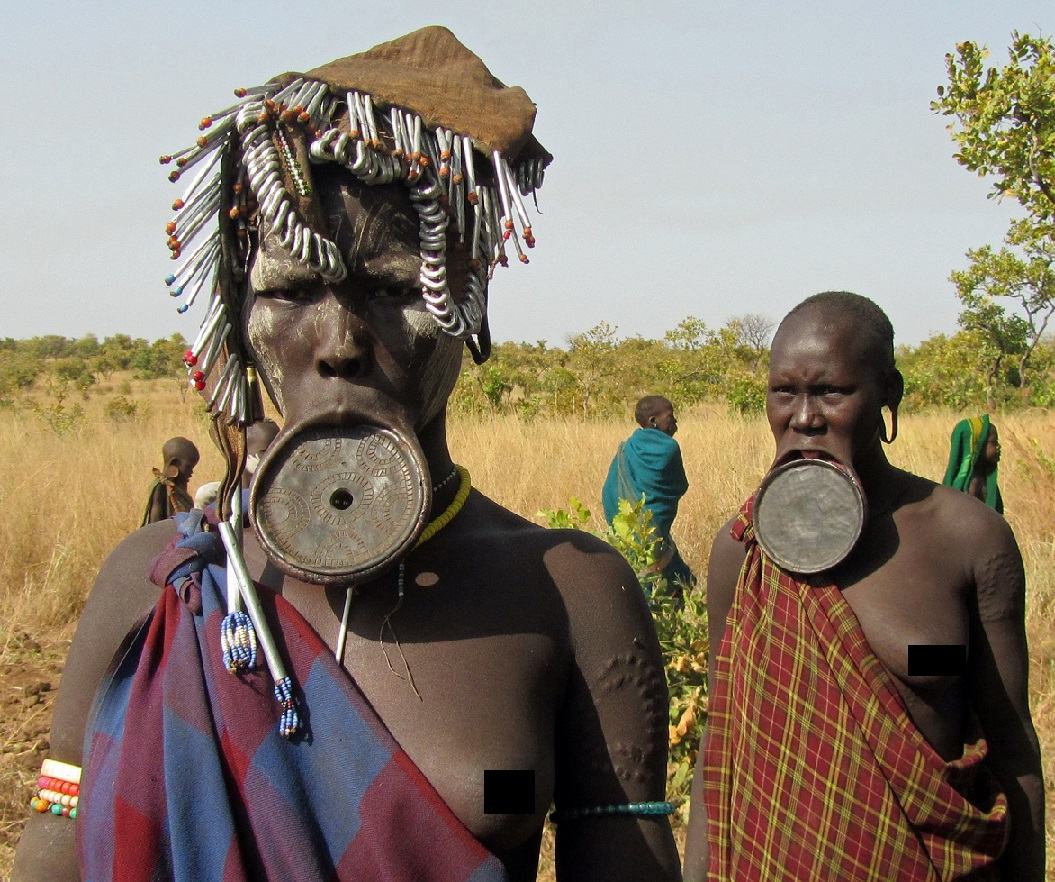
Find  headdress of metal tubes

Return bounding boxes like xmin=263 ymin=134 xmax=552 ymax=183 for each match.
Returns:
xmin=160 ymin=77 xmax=546 ymax=738
xmin=164 ymin=77 xmax=547 ymax=424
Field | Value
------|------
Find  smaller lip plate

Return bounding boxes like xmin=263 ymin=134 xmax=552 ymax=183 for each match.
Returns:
xmin=754 ymin=459 xmax=864 ymax=575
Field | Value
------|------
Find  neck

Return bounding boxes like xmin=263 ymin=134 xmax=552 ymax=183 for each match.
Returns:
xmin=853 ymin=441 xmax=904 ymax=512
xmin=416 ymin=410 xmax=458 ymax=514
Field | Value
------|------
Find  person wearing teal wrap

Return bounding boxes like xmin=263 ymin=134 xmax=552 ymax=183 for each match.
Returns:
xmin=943 ymin=414 xmax=1004 ymax=513
xmin=602 ymin=395 xmax=694 ymax=590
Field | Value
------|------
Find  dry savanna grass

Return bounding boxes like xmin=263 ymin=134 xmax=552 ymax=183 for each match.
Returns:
xmin=0 ymin=380 xmax=1054 ymax=878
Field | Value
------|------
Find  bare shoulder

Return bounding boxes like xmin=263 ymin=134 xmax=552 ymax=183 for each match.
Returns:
xmin=909 ymin=477 xmax=1018 ymax=566
xmin=707 ymin=517 xmax=746 ymax=624
xmin=466 ymin=490 xmax=642 ymax=599
xmin=48 ymin=520 xmax=176 ymax=761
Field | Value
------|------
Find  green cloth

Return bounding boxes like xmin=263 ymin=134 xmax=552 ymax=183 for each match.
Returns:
xmin=602 ymin=428 xmax=689 ymax=539
xmin=942 ymin=415 xmax=1003 ymax=513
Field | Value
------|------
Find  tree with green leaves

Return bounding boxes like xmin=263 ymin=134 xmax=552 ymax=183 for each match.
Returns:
xmin=934 ymin=33 xmax=1055 ymax=406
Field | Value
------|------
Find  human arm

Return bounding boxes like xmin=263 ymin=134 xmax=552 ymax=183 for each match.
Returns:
xmin=143 ymin=482 xmax=167 ymax=526
xmin=11 ymin=522 xmax=172 ymax=881
xmin=682 ymin=520 xmax=743 ymax=882
xmin=547 ymin=536 xmax=681 ymax=881
xmin=966 ymin=514 xmax=1045 ymax=880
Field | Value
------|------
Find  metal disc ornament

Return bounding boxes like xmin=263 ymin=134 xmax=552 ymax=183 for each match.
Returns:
xmin=754 ymin=458 xmax=865 ymax=575
xmin=250 ymin=425 xmax=429 ymax=585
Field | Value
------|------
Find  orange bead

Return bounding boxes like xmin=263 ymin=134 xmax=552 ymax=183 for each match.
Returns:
xmin=298 ymin=111 xmax=310 ymax=124
xmin=229 ymin=207 xmax=240 ymax=219
xmin=199 ymin=116 xmax=213 ymax=130
xmin=452 ymin=173 xmax=464 ymax=185
xmin=159 ymin=155 xmax=173 ymax=165
xmin=165 ymin=221 xmax=177 ymax=234
xmin=440 ymin=150 xmax=451 ymax=161
xmin=176 ymin=157 xmax=188 ymax=168
xmin=172 ymin=198 xmax=185 ymax=210
xmin=519 ymin=254 xmax=529 ymax=264
xmin=234 ymin=87 xmax=248 ymax=97
xmin=232 ymin=183 xmax=243 ymax=194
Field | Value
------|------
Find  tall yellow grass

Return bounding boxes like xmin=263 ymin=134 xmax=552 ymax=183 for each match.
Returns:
xmin=1 ymin=382 xmax=1053 ymax=877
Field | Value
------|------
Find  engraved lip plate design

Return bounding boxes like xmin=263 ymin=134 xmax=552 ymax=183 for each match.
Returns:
xmin=754 ymin=458 xmax=865 ymax=575
xmin=253 ymin=425 xmax=427 ymax=583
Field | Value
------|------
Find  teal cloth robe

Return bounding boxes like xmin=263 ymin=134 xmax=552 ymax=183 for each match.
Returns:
xmin=602 ymin=427 xmax=689 ymax=540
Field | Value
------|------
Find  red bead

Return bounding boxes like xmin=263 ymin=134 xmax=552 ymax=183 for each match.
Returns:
xmin=159 ymin=155 xmax=173 ymax=165
xmin=194 ymin=380 xmax=207 ymax=391
xmin=169 ymin=171 xmax=181 ymax=182
xmin=176 ymin=157 xmax=188 ymax=168
xmin=184 ymin=350 xmax=197 ymax=366
xmin=234 ymin=87 xmax=248 ymax=97
xmin=172 ymin=198 xmax=185 ymax=210
xmin=192 ymin=370 xmax=205 ymax=382
xmin=199 ymin=116 xmax=213 ymax=130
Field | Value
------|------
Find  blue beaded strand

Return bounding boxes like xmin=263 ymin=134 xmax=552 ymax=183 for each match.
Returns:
xmin=273 ymin=676 xmax=301 ymax=738
xmin=220 ymin=610 xmax=257 ymax=672
xmin=548 ymin=801 xmax=675 ymax=823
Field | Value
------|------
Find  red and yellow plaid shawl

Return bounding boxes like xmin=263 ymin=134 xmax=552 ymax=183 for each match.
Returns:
xmin=701 ymin=498 xmax=1008 ymax=881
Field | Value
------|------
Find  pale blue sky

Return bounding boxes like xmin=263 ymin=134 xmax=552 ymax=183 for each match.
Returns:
xmin=2 ymin=1 xmax=1049 ymax=346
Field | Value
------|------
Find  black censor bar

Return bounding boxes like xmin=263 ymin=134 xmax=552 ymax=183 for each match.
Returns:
xmin=907 ymin=644 xmax=967 ymax=677
xmin=484 ymin=769 xmax=535 ymax=815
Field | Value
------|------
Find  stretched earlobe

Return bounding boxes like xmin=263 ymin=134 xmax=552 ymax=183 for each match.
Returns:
xmin=164 ymin=463 xmax=180 ymax=479
xmin=880 ymin=408 xmax=898 ymax=444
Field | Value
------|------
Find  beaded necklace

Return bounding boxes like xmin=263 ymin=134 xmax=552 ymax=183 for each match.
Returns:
xmin=334 ymin=466 xmax=472 ymax=680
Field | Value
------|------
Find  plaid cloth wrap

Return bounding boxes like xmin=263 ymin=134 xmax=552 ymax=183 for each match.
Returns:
xmin=701 ymin=497 xmax=1009 ymax=881
xmin=78 ymin=511 xmax=509 ymax=882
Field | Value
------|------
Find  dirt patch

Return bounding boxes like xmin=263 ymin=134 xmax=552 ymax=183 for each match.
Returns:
xmin=0 ymin=628 xmax=71 ymax=877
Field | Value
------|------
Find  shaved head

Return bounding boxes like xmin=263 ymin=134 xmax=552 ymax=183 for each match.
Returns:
xmin=775 ymin=291 xmax=896 ymax=381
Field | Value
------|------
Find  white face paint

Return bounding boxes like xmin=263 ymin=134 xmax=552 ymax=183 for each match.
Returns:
xmin=400 ymin=299 xmax=441 ymax=340
xmin=246 ymin=302 xmax=285 ymax=413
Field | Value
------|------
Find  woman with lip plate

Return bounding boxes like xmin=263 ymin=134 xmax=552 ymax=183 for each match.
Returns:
xmin=12 ymin=27 xmax=679 ymax=882
xmin=682 ymin=292 xmax=1043 ymax=881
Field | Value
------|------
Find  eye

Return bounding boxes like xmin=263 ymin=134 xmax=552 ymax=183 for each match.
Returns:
xmin=258 ymin=288 xmax=316 ymax=304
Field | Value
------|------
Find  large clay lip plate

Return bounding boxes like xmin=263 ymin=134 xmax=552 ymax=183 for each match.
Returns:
xmin=250 ymin=424 xmax=429 ymax=586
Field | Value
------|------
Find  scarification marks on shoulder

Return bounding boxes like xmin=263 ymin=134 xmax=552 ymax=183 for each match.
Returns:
xmin=976 ymin=549 xmax=1026 ymax=622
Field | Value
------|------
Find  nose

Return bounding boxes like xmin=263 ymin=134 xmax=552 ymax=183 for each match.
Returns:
xmin=315 ymin=294 xmax=372 ymax=381
xmin=789 ymin=394 xmax=823 ymax=432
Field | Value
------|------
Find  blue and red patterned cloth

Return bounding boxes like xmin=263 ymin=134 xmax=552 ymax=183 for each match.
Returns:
xmin=78 ymin=511 xmax=508 ymax=881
